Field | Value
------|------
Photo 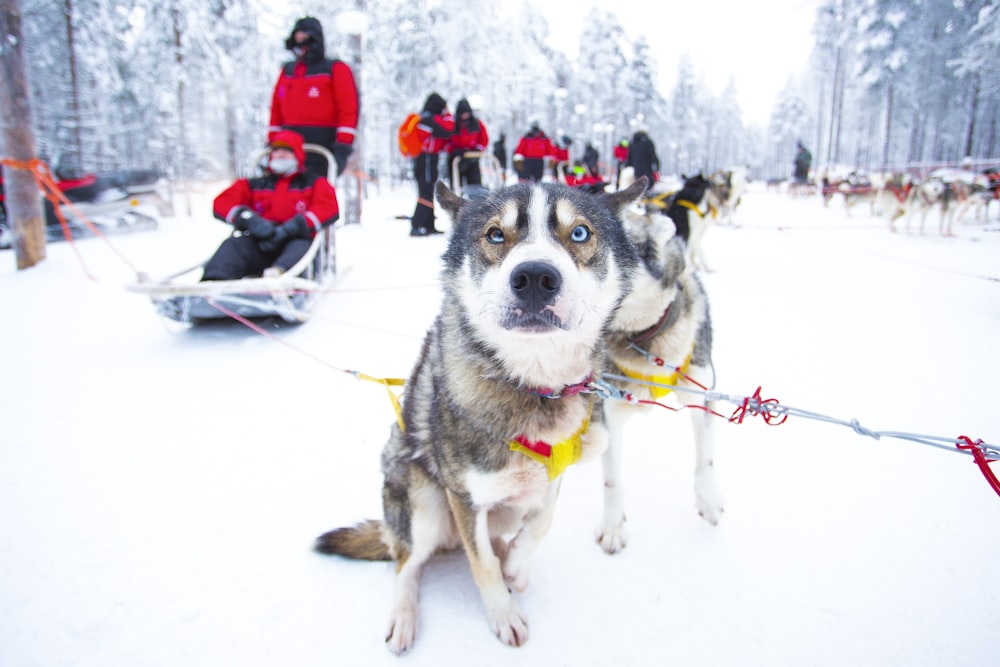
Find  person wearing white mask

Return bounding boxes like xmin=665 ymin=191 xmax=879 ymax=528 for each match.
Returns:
xmin=203 ymin=130 xmax=340 ymax=280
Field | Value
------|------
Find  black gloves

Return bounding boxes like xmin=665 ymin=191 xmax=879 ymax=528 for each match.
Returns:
xmin=257 ymin=215 xmax=312 ymax=254
xmin=332 ymin=143 xmax=353 ymax=177
xmin=234 ymin=208 xmax=275 ymax=241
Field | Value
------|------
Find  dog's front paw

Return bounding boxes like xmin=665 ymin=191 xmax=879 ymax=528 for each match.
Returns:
xmin=695 ymin=471 xmax=724 ymax=526
xmin=385 ymin=605 xmax=418 ymax=655
xmin=595 ymin=520 xmax=628 ymax=554
xmin=487 ymin=601 xmax=529 ymax=647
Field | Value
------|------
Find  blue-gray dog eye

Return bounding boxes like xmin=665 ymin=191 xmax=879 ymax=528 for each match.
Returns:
xmin=486 ymin=227 xmax=505 ymax=244
xmin=570 ymin=225 xmax=591 ymax=243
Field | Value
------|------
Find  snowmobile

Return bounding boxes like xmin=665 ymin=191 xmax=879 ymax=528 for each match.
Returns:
xmin=0 ymin=167 xmax=172 ymax=249
xmin=126 ymin=144 xmax=338 ymax=325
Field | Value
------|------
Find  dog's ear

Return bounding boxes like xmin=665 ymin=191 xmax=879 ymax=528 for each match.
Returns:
xmin=602 ymin=176 xmax=648 ymax=215
xmin=435 ymin=181 xmax=465 ymax=218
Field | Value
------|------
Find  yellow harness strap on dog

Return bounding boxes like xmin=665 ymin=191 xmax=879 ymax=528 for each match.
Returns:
xmin=352 ymin=371 xmax=407 ymax=432
xmin=676 ymin=199 xmax=717 ymax=219
xmin=509 ymin=413 xmax=592 ymax=481
xmin=622 ymin=351 xmax=693 ymax=399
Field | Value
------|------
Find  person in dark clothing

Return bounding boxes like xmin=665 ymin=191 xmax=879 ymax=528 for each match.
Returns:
xmin=203 ymin=130 xmax=339 ymax=281
xmin=493 ymin=133 xmax=508 ymax=183
xmin=410 ymin=92 xmax=454 ymax=236
xmin=793 ymin=141 xmax=812 ymax=183
xmin=446 ymin=98 xmax=489 ymax=191
xmin=513 ymin=122 xmax=554 ymax=183
xmin=583 ymin=142 xmax=599 ymax=177
xmin=269 ymin=17 xmax=360 ymax=179
xmin=626 ymin=128 xmax=660 ymax=184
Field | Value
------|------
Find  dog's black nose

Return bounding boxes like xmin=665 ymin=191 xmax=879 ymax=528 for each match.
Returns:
xmin=510 ymin=261 xmax=562 ymax=310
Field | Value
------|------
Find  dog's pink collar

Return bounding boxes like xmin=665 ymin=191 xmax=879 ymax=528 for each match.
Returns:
xmin=526 ymin=372 xmax=594 ymax=399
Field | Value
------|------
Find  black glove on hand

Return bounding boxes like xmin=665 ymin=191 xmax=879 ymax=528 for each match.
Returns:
xmin=235 ymin=208 xmax=275 ymax=240
xmin=332 ymin=143 xmax=353 ymax=177
xmin=257 ymin=215 xmax=311 ymax=254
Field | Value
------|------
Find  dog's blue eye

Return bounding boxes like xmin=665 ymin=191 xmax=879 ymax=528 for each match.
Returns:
xmin=486 ymin=227 xmax=504 ymax=244
xmin=570 ymin=225 xmax=591 ymax=243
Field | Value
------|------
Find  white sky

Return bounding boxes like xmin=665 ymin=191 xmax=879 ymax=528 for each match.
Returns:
xmin=537 ymin=0 xmax=820 ymax=127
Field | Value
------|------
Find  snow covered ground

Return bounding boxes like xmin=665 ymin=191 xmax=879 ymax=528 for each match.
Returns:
xmin=2 ymin=180 xmax=998 ymax=666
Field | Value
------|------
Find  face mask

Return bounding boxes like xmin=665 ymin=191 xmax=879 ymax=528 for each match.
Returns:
xmin=269 ymin=157 xmax=298 ymax=175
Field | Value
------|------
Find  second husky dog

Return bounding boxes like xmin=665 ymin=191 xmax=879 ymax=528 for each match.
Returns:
xmin=597 ymin=204 xmax=723 ymax=554
xmin=315 ymin=179 xmax=646 ymax=653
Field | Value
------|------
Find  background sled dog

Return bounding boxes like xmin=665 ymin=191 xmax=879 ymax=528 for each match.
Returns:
xmin=598 ymin=204 xmax=721 ymax=554
xmin=665 ymin=173 xmax=714 ymax=272
xmin=314 ymin=179 xmax=646 ymax=654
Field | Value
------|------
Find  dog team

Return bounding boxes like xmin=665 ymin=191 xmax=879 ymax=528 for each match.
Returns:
xmin=312 ymin=172 xmax=729 ymax=654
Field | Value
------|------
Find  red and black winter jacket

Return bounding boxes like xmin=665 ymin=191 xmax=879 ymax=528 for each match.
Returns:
xmin=447 ymin=118 xmax=489 ymax=155
xmin=417 ymin=112 xmax=456 ymax=154
xmin=268 ymin=58 xmax=359 ymax=152
xmin=213 ymin=131 xmax=339 ymax=234
xmin=514 ymin=131 xmax=554 ymax=160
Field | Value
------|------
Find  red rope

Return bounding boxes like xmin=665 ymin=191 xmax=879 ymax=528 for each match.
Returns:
xmin=729 ymin=386 xmax=788 ymax=425
xmin=956 ymin=436 xmax=1000 ymax=497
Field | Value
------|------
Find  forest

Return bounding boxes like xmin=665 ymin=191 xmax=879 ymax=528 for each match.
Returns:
xmin=9 ymin=0 xmax=1000 ymax=186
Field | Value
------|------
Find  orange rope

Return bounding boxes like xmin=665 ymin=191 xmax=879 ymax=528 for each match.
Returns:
xmin=1 ymin=157 xmax=140 ymax=276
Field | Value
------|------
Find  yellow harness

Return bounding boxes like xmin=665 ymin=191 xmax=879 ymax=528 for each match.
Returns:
xmin=620 ymin=351 xmax=693 ymax=399
xmin=509 ymin=408 xmax=592 ymax=481
xmin=676 ymin=199 xmax=718 ymax=219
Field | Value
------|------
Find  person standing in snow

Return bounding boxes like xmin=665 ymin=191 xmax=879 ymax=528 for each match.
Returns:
xmin=445 ymin=98 xmax=489 ymax=193
xmin=626 ymin=127 xmax=660 ymax=184
xmin=493 ymin=133 xmax=508 ymax=183
xmin=409 ymin=92 xmax=454 ymax=236
xmin=793 ymin=141 xmax=812 ymax=184
xmin=269 ymin=16 xmax=360 ymax=179
xmin=202 ymin=130 xmax=339 ymax=281
xmin=513 ymin=122 xmax=554 ymax=183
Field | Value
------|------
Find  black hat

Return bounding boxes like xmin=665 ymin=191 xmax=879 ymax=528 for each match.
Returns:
xmin=423 ymin=92 xmax=447 ymax=114
xmin=285 ymin=16 xmax=325 ymax=56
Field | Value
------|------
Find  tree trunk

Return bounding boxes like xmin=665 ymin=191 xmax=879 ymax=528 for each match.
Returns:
xmin=963 ymin=77 xmax=979 ymax=159
xmin=63 ymin=0 xmax=82 ymax=169
xmin=0 ymin=0 xmax=46 ymax=269
xmin=881 ymin=84 xmax=893 ymax=170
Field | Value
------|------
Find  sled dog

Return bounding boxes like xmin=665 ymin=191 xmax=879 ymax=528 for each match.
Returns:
xmin=314 ymin=179 xmax=647 ymax=654
xmin=597 ymin=204 xmax=722 ymax=553
xmin=665 ymin=173 xmax=714 ymax=272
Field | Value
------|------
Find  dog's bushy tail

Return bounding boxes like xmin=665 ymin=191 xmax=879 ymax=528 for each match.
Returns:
xmin=314 ymin=519 xmax=393 ymax=561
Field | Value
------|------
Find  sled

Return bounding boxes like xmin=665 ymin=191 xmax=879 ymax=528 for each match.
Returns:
xmin=126 ymin=144 xmax=339 ymax=324
xmin=0 ymin=168 xmax=171 ymax=250
xmin=449 ymin=150 xmax=505 ymax=200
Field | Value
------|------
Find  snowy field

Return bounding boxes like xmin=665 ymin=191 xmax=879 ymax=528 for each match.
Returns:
xmin=1 ymin=180 xmax=998 ymax=666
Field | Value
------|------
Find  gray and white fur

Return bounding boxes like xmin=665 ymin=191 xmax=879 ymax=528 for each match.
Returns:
xmin=315 ymin=179 xmax=647 ymax=654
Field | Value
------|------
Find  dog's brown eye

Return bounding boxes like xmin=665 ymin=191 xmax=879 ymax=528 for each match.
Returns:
xmin=570 ymin=225 xmax=591 ymax=243
xmin=485 ymin=227 xmax=505 ymax=244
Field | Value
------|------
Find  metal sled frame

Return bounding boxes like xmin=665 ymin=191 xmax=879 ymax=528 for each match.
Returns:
xmin=449 ymin=151 xmax=505 ymax=199
xmin=127 ymin=144 xmax=338 ymax=324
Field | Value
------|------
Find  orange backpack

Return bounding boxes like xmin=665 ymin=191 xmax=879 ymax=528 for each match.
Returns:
xmin=397 ymin=113 xmax=425 ymax=158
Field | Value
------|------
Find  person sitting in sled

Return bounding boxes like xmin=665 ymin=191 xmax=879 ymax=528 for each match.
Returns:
xmin=202 ymin=130 xmax=339 ymax=281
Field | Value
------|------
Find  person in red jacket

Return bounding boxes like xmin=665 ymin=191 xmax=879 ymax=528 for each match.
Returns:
xmin=409 ymin=92 xmax=454 ymax=236
xmin=445 ymin=98 xmax=489 ymax=193
xmin=269 ymin=17 xmax=359 ymax=179
xmin=203 ymin=130 xmax=339 ymax=281
xmin=513 ymin=122 xmax=554 ymax=183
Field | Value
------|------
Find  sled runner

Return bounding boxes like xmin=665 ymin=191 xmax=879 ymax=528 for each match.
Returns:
xmin=127 ymin=144 xmax=338 ymax=324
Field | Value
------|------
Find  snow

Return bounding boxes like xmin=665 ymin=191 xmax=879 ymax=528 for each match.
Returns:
xmin=2 ymin=181 xmax=998 ymax=666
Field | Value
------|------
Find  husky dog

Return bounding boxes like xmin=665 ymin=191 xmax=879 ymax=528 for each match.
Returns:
xmin=597 ymin=205 xmax=721 ymax=553
xmin=665 ymin=173 xmax=714 ymax=272
xmin=709 ymin=167 xmax=747 ymax=226
xmin=314 ymin=179 xmax=646 ymax=654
